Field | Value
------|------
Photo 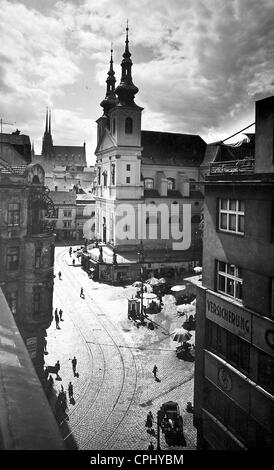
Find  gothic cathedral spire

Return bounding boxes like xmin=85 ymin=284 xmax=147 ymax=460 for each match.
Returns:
xmin=42 ymin=107 xmax=54 ymax=158
xmin=115 ymin=22 xmax=139 ymax=106
xmin=100 ymin=46 xmax=119 ymax=116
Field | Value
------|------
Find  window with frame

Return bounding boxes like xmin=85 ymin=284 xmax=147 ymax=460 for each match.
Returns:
xmin=126 ymin=176 xmax=130 ymax=184
xmin=217 ymin=261 xmax=243 ymax=301
xmin=112 ymin=118 xmax=116 ymax=134
xmin=111 ymin=164 xmax=115 ymax=185
xmin=63 ymin=220 xmax=72 ymax=228
xmin=126 ymin=164 xmax=131 ymax=171
xmin=33 ymin=286 xmax=42 ymax=315
xmin=219 ymin=199 xmax=245 ymax=234
xmin=7 ymin=203 xmax=20 ymax=226
xmin=35 ymin=247 xmax=42 ymax=268
xmin=63 ymin=210 xmax=72 ymax=217
xmin=7 ymin=247 xmax=20 ymax=271
xmin=97 ymin=167 xmax=101 ymax=185
xmin=144 ymin=178 xmax=154 ymax=189
xmin=167 ymin=178 xmax=175 ymax=190
xmin=103 ymin=171 xmax=107 ymax=186
xmin=5 ymin=291 xmax=18 ymax=315
xmin=125 ymin=117 xmax=133 ymax=134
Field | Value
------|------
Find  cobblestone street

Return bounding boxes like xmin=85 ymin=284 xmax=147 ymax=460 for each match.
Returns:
xmin=44 ymin=246 xmax=197 ymax=451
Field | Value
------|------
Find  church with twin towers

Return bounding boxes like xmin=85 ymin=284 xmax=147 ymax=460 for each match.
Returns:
xmin=92 ymin=25 xmax=205 ymax=280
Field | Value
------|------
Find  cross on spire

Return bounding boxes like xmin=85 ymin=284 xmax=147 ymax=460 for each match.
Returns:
xmin=115 ymin=22 xmax=139 ymax=106
xmin=100 ymin=45 xmax=119 ymax=115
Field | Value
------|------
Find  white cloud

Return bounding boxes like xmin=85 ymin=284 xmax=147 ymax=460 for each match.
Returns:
xmin=0 ymin=0 xmax=273 ymax=155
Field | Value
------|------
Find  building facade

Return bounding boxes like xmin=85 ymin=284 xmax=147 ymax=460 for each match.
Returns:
xmin=0 ymin=137 xmax=55 ymax=380
xmin=76 ymin=194 xmax=96 ymax=241
xmin=50 ymin=190 xmax=77 ymax=241
xmin=89 ymin=31 xmax=205 ymax=281
xmin=194 ymin=96 xmax=274 ymax=449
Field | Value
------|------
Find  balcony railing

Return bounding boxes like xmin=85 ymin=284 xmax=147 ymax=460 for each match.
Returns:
xmin=209 ymin=158 xmax=255 ymax=175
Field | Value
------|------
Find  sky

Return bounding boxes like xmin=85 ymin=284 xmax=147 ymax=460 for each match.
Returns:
xmin=0 ymin=0 xmax=274 ymax=166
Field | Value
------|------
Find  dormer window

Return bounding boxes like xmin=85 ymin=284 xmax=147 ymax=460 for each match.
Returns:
xmin=144 ymin=178 xmax=154 ymax=189
xmin=103 ymin=171 xmax=107 ymax=187
xmin=167 ymin=178 xmax=175 ymax=190
xmin=125 ymin=117 xmax=133 ymax=134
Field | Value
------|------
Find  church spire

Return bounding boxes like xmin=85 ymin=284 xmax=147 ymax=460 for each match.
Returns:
xmin=115 ymin=22 xmax=139 ymax=106
xmin=42 ymin=107 xmax=54 ymax=158
xmin=49 ymin=109 xmax=51 ymax=134
xmin=100 ymin=45 xmax=118 ymax=116
xmin=45 ymin=107 xmax=48 ymax=133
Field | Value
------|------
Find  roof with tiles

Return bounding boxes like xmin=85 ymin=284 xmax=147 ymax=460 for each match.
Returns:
xmin=50 ymin=191 xmax=76 ymax=205
xmin=141 ymin=130 xmax=206 ymax=166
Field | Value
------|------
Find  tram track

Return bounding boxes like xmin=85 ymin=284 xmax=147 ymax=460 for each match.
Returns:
xmin=54 ymin=247 xmax=141 ymax=449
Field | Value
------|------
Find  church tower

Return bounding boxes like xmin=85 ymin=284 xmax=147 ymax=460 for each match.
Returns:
xmin=110 ymin=22 xmax=143 ymax=148
xmin=96 ymin=47 xmax=119 ymax=144
xmin=95 ymin=26 xmax=144 ymax=249
xmin=42 ymin=108 xmax=54 ymax=158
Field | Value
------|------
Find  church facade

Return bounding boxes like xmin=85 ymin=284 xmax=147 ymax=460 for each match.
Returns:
xmin=88 ymin=28 xmax=206 ymax=281
xmin=33 ymin=110 xmax=95 ymax=194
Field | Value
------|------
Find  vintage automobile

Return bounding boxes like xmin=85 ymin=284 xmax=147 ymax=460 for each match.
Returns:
xmin=159 ymin=401 xmax=186 ymax=447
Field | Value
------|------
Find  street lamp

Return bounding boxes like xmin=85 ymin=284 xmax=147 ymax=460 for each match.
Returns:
xmin=156 ymin=406 xmax=165 ymax=450
xmin=137 ymin=241 xmax=145 ymax=323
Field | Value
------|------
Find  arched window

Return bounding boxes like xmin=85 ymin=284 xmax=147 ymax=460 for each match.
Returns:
xmin=112 ymin=118 xmax=116 ymax=135
xmin=103 ymin=171 xmax=107 ymax=187
xmin=97 ymin=167 xmax=101 ymax=185
xmin=144 ymin=178 xmax=154 ymax=189
xmin=111 ymin=164 xmax=115 ymax=185
xmin=167 ymin=178 xmax=175 ymax=190
xmin=125 ymin=117 xmax=133 ymax=134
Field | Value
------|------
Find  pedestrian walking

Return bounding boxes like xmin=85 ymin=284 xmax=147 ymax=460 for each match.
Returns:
xmin=55 ymin=360 xmax=60 ymax=378
xmin=152 ymin=364 xmax=158 ymax=379
xmin=58 ymin=271 xmax=62 ymax=280
xmin=69 ymin=246 xmax=72 ymax=257
xmin=145 ymin=411 xmax=153 ymax=429
xmin=68 ymin=382 xmax=73 ymax=400
xmin=55 ymin=310 xmax=60 ymax=329
xmin=48 ymin=375 xmax=54 ymax=391
xmin=71 ymin=356 xmax=77 ymax=376
xmin=72 ymin=258 xmax=75 ymax=266
xmin=59 ymin=309 xmax=63 ymax=321
xmin=148 ymin=441 xmax=155 ymax=451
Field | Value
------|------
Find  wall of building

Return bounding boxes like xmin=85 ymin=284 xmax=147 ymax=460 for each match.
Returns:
xmin=255 ymin=96 xmax=274 ymax=174
xmin=203 ymin=184 xmax=274 ymax=317
xmin=0 ymin=169 xmax=55 ymax=380
xmin=0 ymin=288 xmax=64 ymax=450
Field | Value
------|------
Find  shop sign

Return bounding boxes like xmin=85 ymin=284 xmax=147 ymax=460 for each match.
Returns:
xmin=206 ymin=292 xmax=251 ymax=341
xmin=26 ymin=337 xmax=37 ymax=359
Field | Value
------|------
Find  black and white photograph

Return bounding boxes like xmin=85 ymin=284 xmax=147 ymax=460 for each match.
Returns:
xmin=0 ymin=0 xmax=273 ymax=459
